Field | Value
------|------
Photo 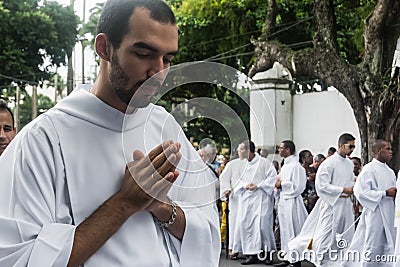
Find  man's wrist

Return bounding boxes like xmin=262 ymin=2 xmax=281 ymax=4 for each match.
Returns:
xmin=150 ymin=198 xmax=176 ymax=225
xmin=153 ymin=198 xmax=177 ymax=228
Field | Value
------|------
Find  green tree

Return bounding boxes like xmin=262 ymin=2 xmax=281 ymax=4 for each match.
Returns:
xmin=0 ymin=0 xmax=78 ymax=127
xmin=163 ymin=0 xmax=271 ymax=154
xmin=0 ymin=0 xmax=78 ymax=86
xmin=250 ymin=0 xmax=400 ymax=170
xmin=19 ymin=93 xmax=55 ymax=129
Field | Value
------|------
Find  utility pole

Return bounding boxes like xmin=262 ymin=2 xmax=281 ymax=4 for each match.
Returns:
xmin=32 ymin=85 xmax=37 ymax=120
xmin=15 ymin=85 xmax=20 ymax=131
xmin=54 ymin=71 xmax=58 ymax=103
xmin=81 ymin=0 xmax=86 ymax=84
xmin=67 ymin=0 xmax=75 ymax=95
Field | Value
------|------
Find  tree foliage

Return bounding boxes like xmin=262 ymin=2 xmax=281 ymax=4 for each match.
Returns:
xmin=0 ymin=0 xmax=78 ymax=128
xmin=0 ymin=0 xmax=79 ymax=86
xmin=161 ymin=0 xmax=273 ymax=154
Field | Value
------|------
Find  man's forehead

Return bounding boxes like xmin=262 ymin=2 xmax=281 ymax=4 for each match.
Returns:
xmin=0 ymin=111 xmax=13 ymax=124
xmin=126 ymin=7 xmax=178 ymax=49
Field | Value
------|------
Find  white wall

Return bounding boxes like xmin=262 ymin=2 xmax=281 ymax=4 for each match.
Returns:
xmin=250 ymin=69 xmax=361 ymax=158
xmin=293 ymin=90 xmax=361 ymax=157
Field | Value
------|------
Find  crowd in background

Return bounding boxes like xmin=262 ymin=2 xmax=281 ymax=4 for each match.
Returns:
xmin=201 ymin=136 xmax=398 ymax=266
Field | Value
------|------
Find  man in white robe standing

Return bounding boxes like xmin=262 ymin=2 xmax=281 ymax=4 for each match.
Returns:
xmin=0 ymin=1 xmax=220 ymax=266
xmin=394 ymin=170 xmax=400 ymax=267
xmin=274 ymin=140 xmax=308 ymax=267
xmin=230 ymin=140 xmax=277 ymax=265
xmin=343 ymin=140 xmax=396 ymax=267
xmin=220 ymin=143 xmax=246 ymax=260
xmin=288 ymin=133 xmax=356 ymax=267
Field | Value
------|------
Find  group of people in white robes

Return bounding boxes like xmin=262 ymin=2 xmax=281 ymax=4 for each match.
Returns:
xmin=289 ymin=136 xmax=399 ymax=267
xmin=220 ymin=140 xmax=277 ymax=265
xmin=221 ymin=134 xmax=400 ymax=267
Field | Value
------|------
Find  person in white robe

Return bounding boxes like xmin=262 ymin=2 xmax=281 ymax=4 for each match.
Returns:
xmin=393 ymin=170 xmax=400 ymax=266
xmin=230 ymin=141 xmax=277 ymax=265
xmin=0 ymin=1 xmax=220 ymax=266
xmin=343 ymin=140 xmax=396 ymax=267
xmin=288 ymin=133 xmax=356 ymax=267
xmin=274 ymin=140 xmax=308 ymax=267
xmin=219 ymin=144 xmax=246 ymax=259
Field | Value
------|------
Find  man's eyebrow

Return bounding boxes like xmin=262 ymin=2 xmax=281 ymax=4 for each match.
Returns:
xmin=133 ymin=42 xmax=178 ymax=56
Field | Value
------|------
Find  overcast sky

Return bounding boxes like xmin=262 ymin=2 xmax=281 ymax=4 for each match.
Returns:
xmin=54 ymin=0 xmax=106 ymax=89
xmin=56 ymin=0 xmax=105 ymax=23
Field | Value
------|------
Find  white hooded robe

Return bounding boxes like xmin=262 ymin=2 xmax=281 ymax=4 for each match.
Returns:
xmin=343 ymin=159 xmax=396 ymax=267
xmin=0 ymin=88 xmax=220 ymax=266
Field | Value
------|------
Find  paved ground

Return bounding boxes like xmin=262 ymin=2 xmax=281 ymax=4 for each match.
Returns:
xmin=219 ymin=249 xmax=316 ymax=267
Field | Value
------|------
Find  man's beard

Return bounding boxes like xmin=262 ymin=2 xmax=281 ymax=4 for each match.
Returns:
xmin=109 ymin=53 xmax=151 ymax=108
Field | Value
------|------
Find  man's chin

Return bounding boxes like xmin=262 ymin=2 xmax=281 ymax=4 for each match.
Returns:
xmin=129 ymin=95 xmax=153 ymax=109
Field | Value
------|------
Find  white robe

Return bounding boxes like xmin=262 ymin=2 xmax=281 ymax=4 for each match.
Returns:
xmin=0 ymin=88 xmax=220 ymax=267
xmin=219 ymin=158 xmax=244 ymax=251
xmin=343 ymin=159 xmax=396 ymax=267
xmin=288 ymin=152 xmax=354 ymax=266
xmin=232 ymin=154 xmax=277 ymax=255
xmin=277 ymin=155 xmax=308 ymax=253
xmin=394 ymin=171 xmax=400 ymax=266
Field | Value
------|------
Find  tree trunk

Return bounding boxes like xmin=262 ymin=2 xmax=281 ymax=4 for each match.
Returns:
xmin=250 ymin=0 xmax=400 ymax=172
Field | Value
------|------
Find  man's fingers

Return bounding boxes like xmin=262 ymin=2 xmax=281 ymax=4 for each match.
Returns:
xmin=133 ymin=150 xmax=145 ymax=161
xmin=149 ymin=172 xmax=178 ymax=200
xmin=148 ymin=141 xmax=173 ymax=161
xmin=151 ymin=143 xmax=180 ymax=171
xmin=156 ymin=151 xmax=182 ymax=177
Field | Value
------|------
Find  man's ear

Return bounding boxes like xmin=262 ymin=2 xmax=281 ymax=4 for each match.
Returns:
xmin=95 ymin=33 xmax=111 ymax=62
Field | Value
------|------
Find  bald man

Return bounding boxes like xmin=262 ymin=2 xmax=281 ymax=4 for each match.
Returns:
xmin=344 ymin=140 xmax=396 ymax=267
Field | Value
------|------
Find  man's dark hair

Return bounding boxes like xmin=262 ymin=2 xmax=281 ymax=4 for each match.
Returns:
xmin=282 ymin=140 xmax=295 ymax=155
xmin=338 ymin=133 xmax=356 ymax=146
xmin=328 ymin=146 xmax=336 ymax=154
xmin=0 ymin=99 xmax=14 ymax=127
xmin=350 ymin=156 xmax=361 ymax=165
xmin=299 ymin=149 xmax=311 ymax=164
xmin=242 ymin=140 xmax=255 ymax=153
xmin=314 ymin=154 xmax=326 ymax=162
xmin=97 ymin=0 xmax=176 ymax=49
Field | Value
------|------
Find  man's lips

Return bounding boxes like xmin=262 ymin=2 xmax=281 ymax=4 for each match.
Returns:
xmin=136 ymin=79 xmax=162 ymax=96
xmin=139 ymin=86 xmax=157 ymax=96
xmin=0 ymin=143 xmax=8 ymax=150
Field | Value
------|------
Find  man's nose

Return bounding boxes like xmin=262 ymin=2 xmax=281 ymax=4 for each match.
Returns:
xmin=0 ymin=128 xmax=5 ymax=139
xmin=147 ymin=57 xmax=165 ymax=77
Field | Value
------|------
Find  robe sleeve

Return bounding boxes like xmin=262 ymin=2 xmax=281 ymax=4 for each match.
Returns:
xmin=172 ymin=204 xmax=220 ymax=266
xmin=258 ymin=161 xmax=277 ymax=195
xmin=280 ymin=165 xmax=306 ymax=199
xmin=166 ymin=131 xmax=220 ymax=266
xmin=354 ymin=166 xmax=385 ymax=211
xmin=0 ymin=116 xmax=75 ymax=267
xmin=395 ymin=171 xmax=400 ymax=227
xmin=219 ymin=161 xmax=233 ymax=201
xmin=315 ymin=161 xmax=343 ymax=205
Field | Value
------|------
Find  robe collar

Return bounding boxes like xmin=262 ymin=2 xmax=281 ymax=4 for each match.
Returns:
xmin=371 ymin=158 xmax=386 ymax=166
xmin=247 ymin=153 xmax=260 ymax=165
xmin=53 ymin=87 xmax=155 ymax=132
xmin=284 ymin=154 xmax=296 ymax=164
